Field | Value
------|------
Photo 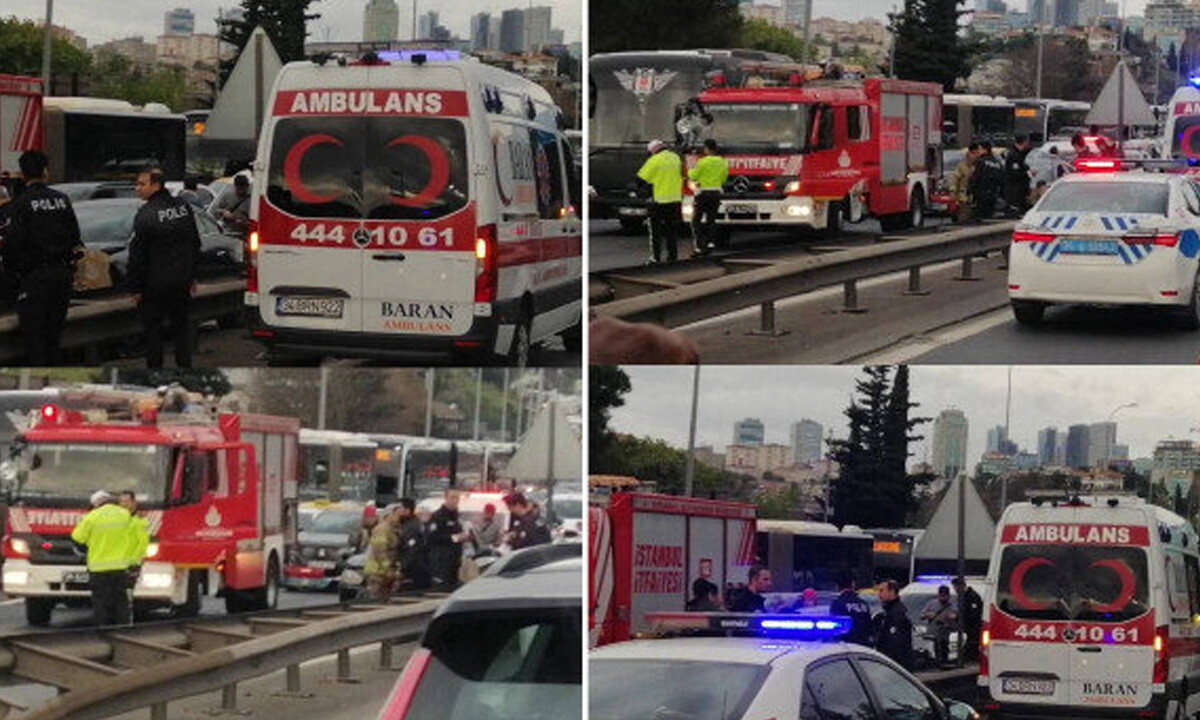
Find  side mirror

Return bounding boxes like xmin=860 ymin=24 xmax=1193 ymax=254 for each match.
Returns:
xmin=943 ymin=700 xmax=980 ymax=720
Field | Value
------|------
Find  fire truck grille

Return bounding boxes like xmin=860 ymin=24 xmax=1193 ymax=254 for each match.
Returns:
xmin=722 ymin=176 xmax=785 ymax=199
xmin=28 ymin=536 xmax=87 ymax=566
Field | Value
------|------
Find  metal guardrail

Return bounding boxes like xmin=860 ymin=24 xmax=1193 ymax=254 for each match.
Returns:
xmin=5 ymin=597 xmax=441 ymax=720
xmin=0 ymin=277 xmax=245 ymax=364
xmin=592 ymin=222 xmax=1016 ymax=333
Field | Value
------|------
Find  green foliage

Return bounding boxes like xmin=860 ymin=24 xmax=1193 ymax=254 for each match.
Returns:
xmin=0 ymin=16 xmax=91 ymax=78
xmin=89 ymin=52 xmax=189 ymax=111
xmin=591 ymin=0 xmax=743 ymax=53
xmin=597 ymin=434 xmax=751 ymax=499
xmin=737 ymin=18 xmax=810 ymax=62
xmin=755 ymin=483 xmax=807 ymax=519
xmin=589 ymin=366 xmax=631 ymax=465
xmin=891 ymin=0 xmax=970 ymax=90
xmin=218 ymin=0 xmax=322 ymax=87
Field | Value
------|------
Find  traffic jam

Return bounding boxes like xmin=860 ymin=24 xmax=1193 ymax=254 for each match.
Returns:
xmin=588 ymin=487 xmax=1200 ymax=720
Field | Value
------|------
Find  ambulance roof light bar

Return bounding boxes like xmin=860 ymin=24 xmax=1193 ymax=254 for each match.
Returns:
xmin=1189 ymin=75 xmax=1200 ymax=89
xmin=643 ymin=612 xmax=851 ymax=639
xmin=373 ymin=50 xmax=462 ymax=64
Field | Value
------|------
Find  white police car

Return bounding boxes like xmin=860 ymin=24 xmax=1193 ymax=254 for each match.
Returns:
xmin=590 ymin=613 xmax=979 ymax=720
xmin=1007 ymin=159 xmax=1200 ymax=327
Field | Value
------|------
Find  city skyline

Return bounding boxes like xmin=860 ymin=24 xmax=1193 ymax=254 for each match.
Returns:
xmin=741 ymin=0 xmax=1155 ymax=21
xmin=2 ymin=0 xmax=581 ymax=46
xmin=608 ymin=366 xmax=1200 ymax=470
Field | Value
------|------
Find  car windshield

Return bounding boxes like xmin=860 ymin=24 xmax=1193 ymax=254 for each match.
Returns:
xmin=590 ymin=62 xmax=707 ymax=146
xmin=1037 ymin=181 xmax=1170 ymax=215
xmin=75 ymin=202 xmax=136 ymax=249
xmin=590 ymin=659 xmax=767 ymax=720
xmin=995 ymin=544 xmax=1149 ymax=622
xmin=266 ymin=117 xmax=469 ymax=220
xmin=551 ymin=499 xmax=582 ymax=519
xmin=901 ymin=592 xmax=937 ymax=621
xmin=310 ymin=509 xmax=361 ymax=535
xmin=19 ymin=443 xmax=172 ymax=505
xmin=703 ymin=103 xmax=810 ymax=151
xmin=404 ymin=608 xmax=581 ymax=720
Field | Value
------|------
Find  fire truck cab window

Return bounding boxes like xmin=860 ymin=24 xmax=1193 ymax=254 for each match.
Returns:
xmin=810 ymin=106 xmax=835 ymax=151
xmin=847 ymin=107 xmax=863 ymax=141
xmin=182 ymin=453 xmax=209 ymax=502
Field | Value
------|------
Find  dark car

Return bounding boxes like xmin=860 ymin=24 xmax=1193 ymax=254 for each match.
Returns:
xmin=283 ymin=506 xmax=363 ymax=591
xmin=375 ymin=543 xmax=582 ymax=720
xmin=71 ymin=198 xmax=243 ymax=286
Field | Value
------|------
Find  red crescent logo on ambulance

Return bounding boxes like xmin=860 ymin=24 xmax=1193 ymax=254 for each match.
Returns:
xmin=386 ymin=135 xmax=450 ymax=208
xmin=1182 ymin=125 xmax=1200 ymax=160
xmin=284 ymin=134 xmax=344 ymax=204
xmin=1010 ymin=556 xmax=1054 ymax=610
xmin=1087 ymin=558 xmax=1136 ymax=613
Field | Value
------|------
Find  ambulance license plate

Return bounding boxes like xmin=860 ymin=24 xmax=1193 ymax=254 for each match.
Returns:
xmin=276 ymin=297 xmax=344 ymax=318
xmin=1058 ymin=239 xmax=1119 ymax=255
xmin=1002 ymin=678 xmax=1055 ymax=695
xmin=63 ymin=571 xmax=89 ymax=584
xmin=726 ymin=203 xmax=757 ymax=215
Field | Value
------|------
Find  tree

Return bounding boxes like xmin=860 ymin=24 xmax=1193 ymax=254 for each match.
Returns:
xmin=883 ymin=366 xmax=932 ymax=521
xmin=89 ymin=51 xmax=190 ymax=111
xmin=589 ymin=366 xmax=631 ymax=466
xmin=0 ymin=16 xmax=91 ymax=78
xmin=217 ymin=0 xmax=322 ymax=87
xmin=890 ymin=0 xmax=970 ymax=90
xmin=597 ymin=434 xmax=752 ymax=499
xmin=1168 ymin=42 xmax=1179 ymax=73
xmin=591 ymin=0 xmax=743 ymax=54
xmin=738 ymin=18 xmax=809 ymax=61
xmin=756 ymin=483 xmax=805 ymax=519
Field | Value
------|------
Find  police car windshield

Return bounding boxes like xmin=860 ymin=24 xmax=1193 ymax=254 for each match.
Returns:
xmin=591 ymin=659 xmax=767 ymax=720
xmin=20 ymin=443 xmax=171 ymax=505
xmin=1037 ymin=181 xmax=1170 ymax=215
xmin=703 ymin=103 xmax=810 ymax=152
xmin=266 ymin=117 xmax=469 ymax=220
xmin=995 ymin=545 xmax=1149 ymax=622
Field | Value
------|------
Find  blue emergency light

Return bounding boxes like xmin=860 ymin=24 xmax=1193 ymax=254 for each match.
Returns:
xmin=1189 ymin=75 xmax=1200 ymax=89
xmin=645 ymin=612 xmax=852 ymax=639
xmin=375 ymin=49 xmax=461 ymax=63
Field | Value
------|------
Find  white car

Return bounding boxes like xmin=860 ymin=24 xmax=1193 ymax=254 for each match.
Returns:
xmin=900 ymin=576 xmax=987 ymax=668
xmin=1008 ymin=165 xmax=1200 ymax=327
xmin=591 ymin=614 xmax=979 ymax=720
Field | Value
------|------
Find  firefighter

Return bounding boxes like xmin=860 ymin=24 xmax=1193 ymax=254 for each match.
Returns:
xmin=71 ymin=491 xmax=135 ymax=626
xmin=637 ymin=139 xmax=685 ymax=264
xmin=363 ymin=504 xmax=400 ymax=601
xmin=128 ymin=166 xmax=202 ymax=369
xmin=949 ymin=143 xmax=980 ymax=223
xmin=688 ymin=139 xmax=729 ymax=256
xmin=4 ymin=151 xmax=83 ymax=365
xmin=503 ymin=492 xmax=552 ymax=550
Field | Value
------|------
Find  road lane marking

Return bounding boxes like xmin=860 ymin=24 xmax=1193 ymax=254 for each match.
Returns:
xmin=854 ymin=307 xmax=1014 ymax=363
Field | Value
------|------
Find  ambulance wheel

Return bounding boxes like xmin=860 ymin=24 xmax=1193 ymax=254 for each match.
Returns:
xmin=562 ymin=320 xmax=582 ymax=353
xmin=1178 ymin=268 xmax=1200 ymax=330
xmin=25 ymin=598 xmax=53 ymax=627
xmin=506 ymin=309 xmax=532 ymax=368
xmin=618 ymin=217 xmax=645 ymax=235
xmin=1011 ymin=299 xmax=1045 ymax=325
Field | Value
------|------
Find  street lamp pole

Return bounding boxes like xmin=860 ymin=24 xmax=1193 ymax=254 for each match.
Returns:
xmin=41 ymin=0 xmax=54 ymax=93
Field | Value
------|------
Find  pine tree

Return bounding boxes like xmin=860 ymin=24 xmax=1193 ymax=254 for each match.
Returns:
xmin=1168 ymin=42 xmax=1179 ymax=73
xmin=217 ymin=0 xmax=322 ymax=87
xmin=891 ymin=0 xmax=970 ymax=90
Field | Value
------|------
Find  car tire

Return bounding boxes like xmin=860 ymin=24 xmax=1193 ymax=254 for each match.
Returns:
xmin=909 ymin=187 xmax=926 ymax=230
xmin=1178 ymin=269 xmax=1200 ymax=330
xmin=506 ymin=308 xmax=532 ymax=368
xmin=25 ymin=598 xmax=53 ymax=627
xmin=1012 ymin=299 xmax=1046 ymax=325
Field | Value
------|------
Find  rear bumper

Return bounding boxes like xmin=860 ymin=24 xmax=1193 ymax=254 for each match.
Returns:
xmin=978 ymin=695 xmax=1166 ymax=720
xmin=1008 ymin=242 xmax=1195 ymax=306
xmin=282 ymin=565 xmax=338 ymax=590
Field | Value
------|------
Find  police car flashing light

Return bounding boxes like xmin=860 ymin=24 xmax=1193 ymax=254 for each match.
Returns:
xmin=644 ymin=612 xmax=852 ymax=639
xmin=1189 ymin=75 xmax=1200 ymax=89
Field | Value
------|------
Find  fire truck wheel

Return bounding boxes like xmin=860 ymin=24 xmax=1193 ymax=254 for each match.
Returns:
xmin=822 ymin=201 xmax=843 ymax=238
xmin=25 ymin=598 xmax=53 ymax=627
xmin=909 ymin=186 xmax=926 ymax=230
xmin=176 ymin=571 xmax=202 ymax=618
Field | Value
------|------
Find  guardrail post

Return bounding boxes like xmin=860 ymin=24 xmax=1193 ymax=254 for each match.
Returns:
xmin=746 ymin=301 xmax=790 ymax=336
xmin=841 ymin=280 xmax=867 ymax=313
xmin=997 ymin=246 xmax=1010 ymax=270
xmin=380 ymin=640 xmax=394 ymax=669
xmin=956 ymin=256 xmax=980 ymax=281
xmin=273 ymin=662 xmax=313 ymax=698
xmin=903 ymin=267 xmax=930 ymax=296
xmin=336 ymin=648 xmax=360 ymax=683
xmin=151 ymin=702 xmax=168 ymax=720
xmin=210 ymin=682 xmax=249 ymax=715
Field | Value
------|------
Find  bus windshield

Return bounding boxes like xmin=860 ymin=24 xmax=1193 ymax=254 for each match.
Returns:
xmin=703 ymin=103 xmax=809 ymax=151
xmin=590 ymin=61 xmax=708 ymax=146
xmin=20 ymin=443 xmax=173 ymax=506
xmin=406 ymin=448 xmax=490 ymax=499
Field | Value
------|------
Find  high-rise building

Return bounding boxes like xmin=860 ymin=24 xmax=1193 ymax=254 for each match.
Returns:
xmin=1027 ymin=0 xmax=1052 ymax=24
xmin=1054 ymin=435 xmax=1067 ymax=466
xmin=734 ymin=418 xmax=765 ymax=446
xmin=986 ymin=425 xmax=1007 ymax=453
xmin=1088 ymin=421 xmax=1118 ymax=468
xmin=363 ymin=0 xmax=400 ymax=43
xmin=525 ymin=6 xmax=553 ymax=52
xmin=1112 ymin=444 xmax=1130 ymax=461
xmin=791 ymin=419 xmax=824 ymax=464
xmin=931 ymin=409 xmax=969 ymax=479
xmin=500 ymin=9 xmax=526 ymax=54
xmin=1066 ymin=424 xmax=1090 ymax=468
xmin=164 ymin=7 xmax=195 ymax=36
xmin=1054 ymin=0 xmax=1078 ymax=25
xmin=417 ymin=11 xmax=439 ymax=40
xmin=470 ymin=12 xmax=492 ymax=51
xmin=1037 ymin=427 xmax=1057 ymax=466
xmin=488 ymin=16 xmax=502 ymax=51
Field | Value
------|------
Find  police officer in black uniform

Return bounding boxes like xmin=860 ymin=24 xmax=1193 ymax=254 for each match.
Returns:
xmin=874 ymin=579 xmax=914 ymax=669
xmin=128 ymin=166 xmax=201 ymax=368
xmin=4 ymin=151 xmax=82 ymax=365
xmin=425 ymin=490 xmax=466 ymax=589
xmin=395 ymin=497 xmax=431 ymax=590
xmin=503 ymin=493 xmax=552 ymax=550
xmin=830 ymin=571 xmax=874 ymax=646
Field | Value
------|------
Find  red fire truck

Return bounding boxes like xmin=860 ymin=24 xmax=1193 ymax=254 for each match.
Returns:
xmin=589 ymin=490 xmax=757 ymax=646
xmin=0 ymin=74 xmax=43 ymax=176
xmin=1 ymin=390 xmax=299 ymax=626
xmin=680 ymin=76 xmax=943 ymax=236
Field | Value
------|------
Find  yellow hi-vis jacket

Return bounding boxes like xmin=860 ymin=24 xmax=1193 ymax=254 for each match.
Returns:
xmin=689 ymin=154 xmax=729 ymax=190
xmin=71 ymin=503 xmax=134 ymax=573
xmin=127 ymin=514 xmax=150 ymax=567
xmin=637 ymin=150 xmax=685 ymax=203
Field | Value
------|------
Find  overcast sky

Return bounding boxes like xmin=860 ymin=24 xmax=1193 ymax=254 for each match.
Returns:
xmin=607 ymin=366 xmax=1200 ymax=466
xmin=4 ymin=0 xmax=580 ymax=46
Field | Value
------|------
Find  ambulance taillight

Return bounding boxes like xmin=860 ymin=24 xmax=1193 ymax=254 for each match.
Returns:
xmin=474 ymin=224 xmax=498 ymax=303
xmin=1154 ymin=625 xmax=1169 ymax=684
xmin=979 ymin=623 xmax=990 ymax=677
xmin=246 ymin=220 xmax=260 ymax=293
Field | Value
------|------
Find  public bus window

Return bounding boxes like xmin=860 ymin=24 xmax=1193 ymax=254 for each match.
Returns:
xmin=847 ymin=107 xmax=863 ymax=141
xmin=529 ymin=128 xmax=566 ymax=220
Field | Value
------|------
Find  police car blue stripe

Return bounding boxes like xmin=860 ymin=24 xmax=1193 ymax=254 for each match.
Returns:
xmin=1040 ymin=216 xmax=1052 ymax=229
xmin=1065 ymin=216 xmax=1078 ymax=229
xmin=1115 ymin=217 xmax=1128 ymax=231
xmin=1116 ymin=244 xmax=1131 ymax=264
xmin=1101 ymin=216 xmax=1112 ymax=230
xmin=1047 ymin=244 xmax=1062 ymax=262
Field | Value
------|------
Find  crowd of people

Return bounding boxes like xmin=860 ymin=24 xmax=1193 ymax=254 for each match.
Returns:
xmin=687 ymin=567 xmax=984 ymax=671
xmin=355 ymin=489 xmax=553 ymax=601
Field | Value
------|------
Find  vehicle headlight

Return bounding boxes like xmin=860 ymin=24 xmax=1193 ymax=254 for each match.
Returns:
xmin=785 ymin=197 xmax=814 ymax=217
xmin=145 ymin=542 xmax=159 ymax=559
xmin=10 ymin=539 xmax=29 ymax=556
xmin=3 ymin=570 xmax=28 ymax=586
xmin=784 ymin=180 xmax=802 ymax=194
xmin=140 ymin=572 xmax=174 ymax=589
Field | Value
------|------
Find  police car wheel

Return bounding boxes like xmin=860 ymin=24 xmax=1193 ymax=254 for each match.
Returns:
xmin=1012 ymin=299 xmax=1045 ymax=325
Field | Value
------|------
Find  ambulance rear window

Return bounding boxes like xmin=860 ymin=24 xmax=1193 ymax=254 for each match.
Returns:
xmin=1037 ymin=181 xmax=1169 ymax=215
xmin=266 ymin=117 xmax=468 ymax=220
xmin=995 ymin=545 xmax=1148 ymax=623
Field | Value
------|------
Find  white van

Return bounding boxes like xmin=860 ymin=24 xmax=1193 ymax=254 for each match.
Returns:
xmin=245 ymin=50 xmax=582 ymax=364
xmin=980 ymin=496 xmax=1200 ymax=720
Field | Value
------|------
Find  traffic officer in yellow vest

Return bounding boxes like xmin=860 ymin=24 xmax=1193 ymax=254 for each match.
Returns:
xmin=71 ymin=491 xmax=135 ymax=625
xmin=120 ymin=491 xmax=150 ymax=582
xmin=637 ymin=139 xmax=685 ymax=264
xmin=688 ymin=139 xmax=729 ymax=256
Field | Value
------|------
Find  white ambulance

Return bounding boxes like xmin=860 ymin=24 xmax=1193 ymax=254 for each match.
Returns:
xmin=980 ymin=495 xmax=1200 ymax=720
xmin=245 ymin=50 xmax=582 ymax=364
